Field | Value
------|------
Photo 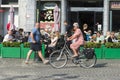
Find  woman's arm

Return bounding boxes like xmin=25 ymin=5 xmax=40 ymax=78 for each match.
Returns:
xmin=68 ymin=29 xmax=80 ymax=41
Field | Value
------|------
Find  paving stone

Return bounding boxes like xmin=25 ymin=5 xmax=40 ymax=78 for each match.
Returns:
xmin=0 ymin=58 xmax=120 ymax=80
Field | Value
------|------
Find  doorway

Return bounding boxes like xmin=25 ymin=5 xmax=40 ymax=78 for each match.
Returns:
xmin=69 ymin=11 xmax=103 ymax=32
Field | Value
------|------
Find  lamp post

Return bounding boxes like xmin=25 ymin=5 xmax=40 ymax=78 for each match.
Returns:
xmin=36 ymin=0 xmax=40 ymax=23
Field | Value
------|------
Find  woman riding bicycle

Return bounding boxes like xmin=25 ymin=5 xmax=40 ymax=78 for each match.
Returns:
xmin=67 ymin=22 xmax=84 ymax=58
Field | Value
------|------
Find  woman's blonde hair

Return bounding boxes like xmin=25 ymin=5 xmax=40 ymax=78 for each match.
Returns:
xmin=51 ymin=31 xmax=60 ymax=38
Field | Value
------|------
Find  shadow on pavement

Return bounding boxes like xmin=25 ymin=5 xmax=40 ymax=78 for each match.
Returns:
xmin=1 ymin=75 xmax=31 ymax=80
xmin=94 ymin=63 xmax=108 ymax=68
xmin=35 ymin=74 xmax=68 ymax=80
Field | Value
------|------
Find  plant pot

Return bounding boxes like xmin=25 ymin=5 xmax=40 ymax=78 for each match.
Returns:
xmin=21 ymin=47 xmax=35 ymax=59
xmin=0 ymin=44 xmax=2 ymax=57
xmin=1 ymin=47 xmax=21 ymax=58
xmin=94 ymin=48 xmax=103 ymax=59
xmin=104 ymin=48 xmax=120 ymax=59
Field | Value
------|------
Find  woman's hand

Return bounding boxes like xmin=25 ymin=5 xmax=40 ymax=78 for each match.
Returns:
xmin=67 ymin=38 xmax=70 ymax=41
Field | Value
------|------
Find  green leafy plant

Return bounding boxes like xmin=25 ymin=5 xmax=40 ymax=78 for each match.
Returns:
xmin=2 ymin=42 xmax=21 ymax=47
xmin=105 ymin=42 xmax=120 ymax=48
xmin=117 ymin=33 xmax=120 ymax=41
xmin=24 ymin=42 xmax=30 ymax=48
xmin=84 ymin=42 xmax=102 ymax=48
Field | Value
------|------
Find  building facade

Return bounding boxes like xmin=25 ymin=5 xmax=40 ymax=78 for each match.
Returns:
xmin=0 ymin=0 xmax=18 ymax=35
xmin=0 ymin=0 xmax=120 ymax=35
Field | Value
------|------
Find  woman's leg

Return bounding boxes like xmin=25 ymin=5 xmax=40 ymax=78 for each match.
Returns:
xmin=71 ymin=48 xmax=78 ymax=57
xmin=70 ymin=44 xmax=79 ymax=57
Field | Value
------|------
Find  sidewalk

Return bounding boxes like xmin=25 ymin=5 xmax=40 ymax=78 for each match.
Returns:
xmin=0 ymin=58 xmax=120 ymax=80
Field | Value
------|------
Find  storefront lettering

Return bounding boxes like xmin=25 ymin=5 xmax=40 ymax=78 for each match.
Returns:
xmin=111 ymin=2 xmax=120 ymax=9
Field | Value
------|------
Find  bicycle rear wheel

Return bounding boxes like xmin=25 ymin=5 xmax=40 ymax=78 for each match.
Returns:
xmin=79 ymin=53 xmax=97 ymax=68
xmin=49 ymin=50 xmax=68 ymax=68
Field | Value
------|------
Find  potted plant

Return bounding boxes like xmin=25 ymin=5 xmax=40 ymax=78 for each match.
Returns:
xmin=104 ymin=42 xmax=120 ymax=59
xmin=1 ymin=42 xmax=21 ymax=58
xmin=21 ymin=42 xmax=45 ymax=59
xmin=84 ymin=42 xmax=103 ymax=59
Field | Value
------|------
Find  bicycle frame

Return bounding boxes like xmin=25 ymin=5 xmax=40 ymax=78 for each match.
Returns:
xmin=59 ymin=39 xmax=73 ymax=58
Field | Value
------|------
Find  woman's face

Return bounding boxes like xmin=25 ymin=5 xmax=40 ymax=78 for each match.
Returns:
xmin=73 ymin=26 xmax=77 ymax=30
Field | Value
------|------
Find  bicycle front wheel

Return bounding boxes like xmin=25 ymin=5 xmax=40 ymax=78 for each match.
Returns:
xmin=79 ymin=53 xmax=97 ymax=68
xmin=49 ymin=50 xmax=68 ymax=68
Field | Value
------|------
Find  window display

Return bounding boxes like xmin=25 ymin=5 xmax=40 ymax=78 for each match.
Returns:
xmin=39 ymin=2 xmax=60 ymax=29
xmin=40 ymin=9 xmax=54 ymax=22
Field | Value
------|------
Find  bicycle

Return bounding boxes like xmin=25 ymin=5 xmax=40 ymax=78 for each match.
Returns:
xmin=49 ymin=37 xmax=97 ymax=69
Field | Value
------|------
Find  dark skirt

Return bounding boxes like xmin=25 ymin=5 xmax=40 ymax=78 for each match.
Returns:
xmin=30 ymin=43 xmax=41 ymax=51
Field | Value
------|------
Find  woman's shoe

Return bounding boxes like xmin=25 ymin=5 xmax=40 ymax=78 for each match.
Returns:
xmin=43 ymin=60 xmax=49 ymax=64
xmin=72 ymin=55 xmax=78 ymax=58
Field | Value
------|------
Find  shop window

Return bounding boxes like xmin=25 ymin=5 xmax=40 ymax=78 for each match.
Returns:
xmin=39 ymin=2 xmax=59 ymax=22
xmin=69 ymin=0 xmax=103 ymax=7
xmin=38 ymin=1 xmax=60 ymax=28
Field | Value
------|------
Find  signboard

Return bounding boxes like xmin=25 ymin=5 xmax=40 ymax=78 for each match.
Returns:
xmin=110 ymin=1 xmax=120 ymax=9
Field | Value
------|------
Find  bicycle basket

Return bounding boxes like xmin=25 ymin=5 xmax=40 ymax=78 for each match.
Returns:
xmin=82 ymin=48 xmax=95 ymax=59
xmin=56 ymin=36 xmax=65 ymax=49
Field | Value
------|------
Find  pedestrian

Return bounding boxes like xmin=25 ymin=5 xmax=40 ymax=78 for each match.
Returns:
xmin=64 ymin=21 xmax=73 ymax=48
xmin=25 ymin=23 xmax=49 ymax=64
xmin=64 ymin=20 xmax=72 ymax=37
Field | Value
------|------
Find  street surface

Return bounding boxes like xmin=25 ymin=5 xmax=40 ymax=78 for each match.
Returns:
xmin=0 ymin=58 xmax=120 ymax=80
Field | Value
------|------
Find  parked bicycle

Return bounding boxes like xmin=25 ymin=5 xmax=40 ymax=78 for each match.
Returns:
xmin=49 ymin=37 xmax=97 ymax=69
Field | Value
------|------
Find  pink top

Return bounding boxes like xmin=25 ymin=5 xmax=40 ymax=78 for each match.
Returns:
xmin=73 ymin=28 xmax=84 ymax=45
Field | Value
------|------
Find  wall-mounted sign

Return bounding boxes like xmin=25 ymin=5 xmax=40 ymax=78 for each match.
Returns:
xmin=111 ymin=2 xmax=120 ymax=9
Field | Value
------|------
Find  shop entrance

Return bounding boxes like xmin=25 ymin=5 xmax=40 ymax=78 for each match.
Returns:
xmin=69 ymin=11 xmax=102 ymax=33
